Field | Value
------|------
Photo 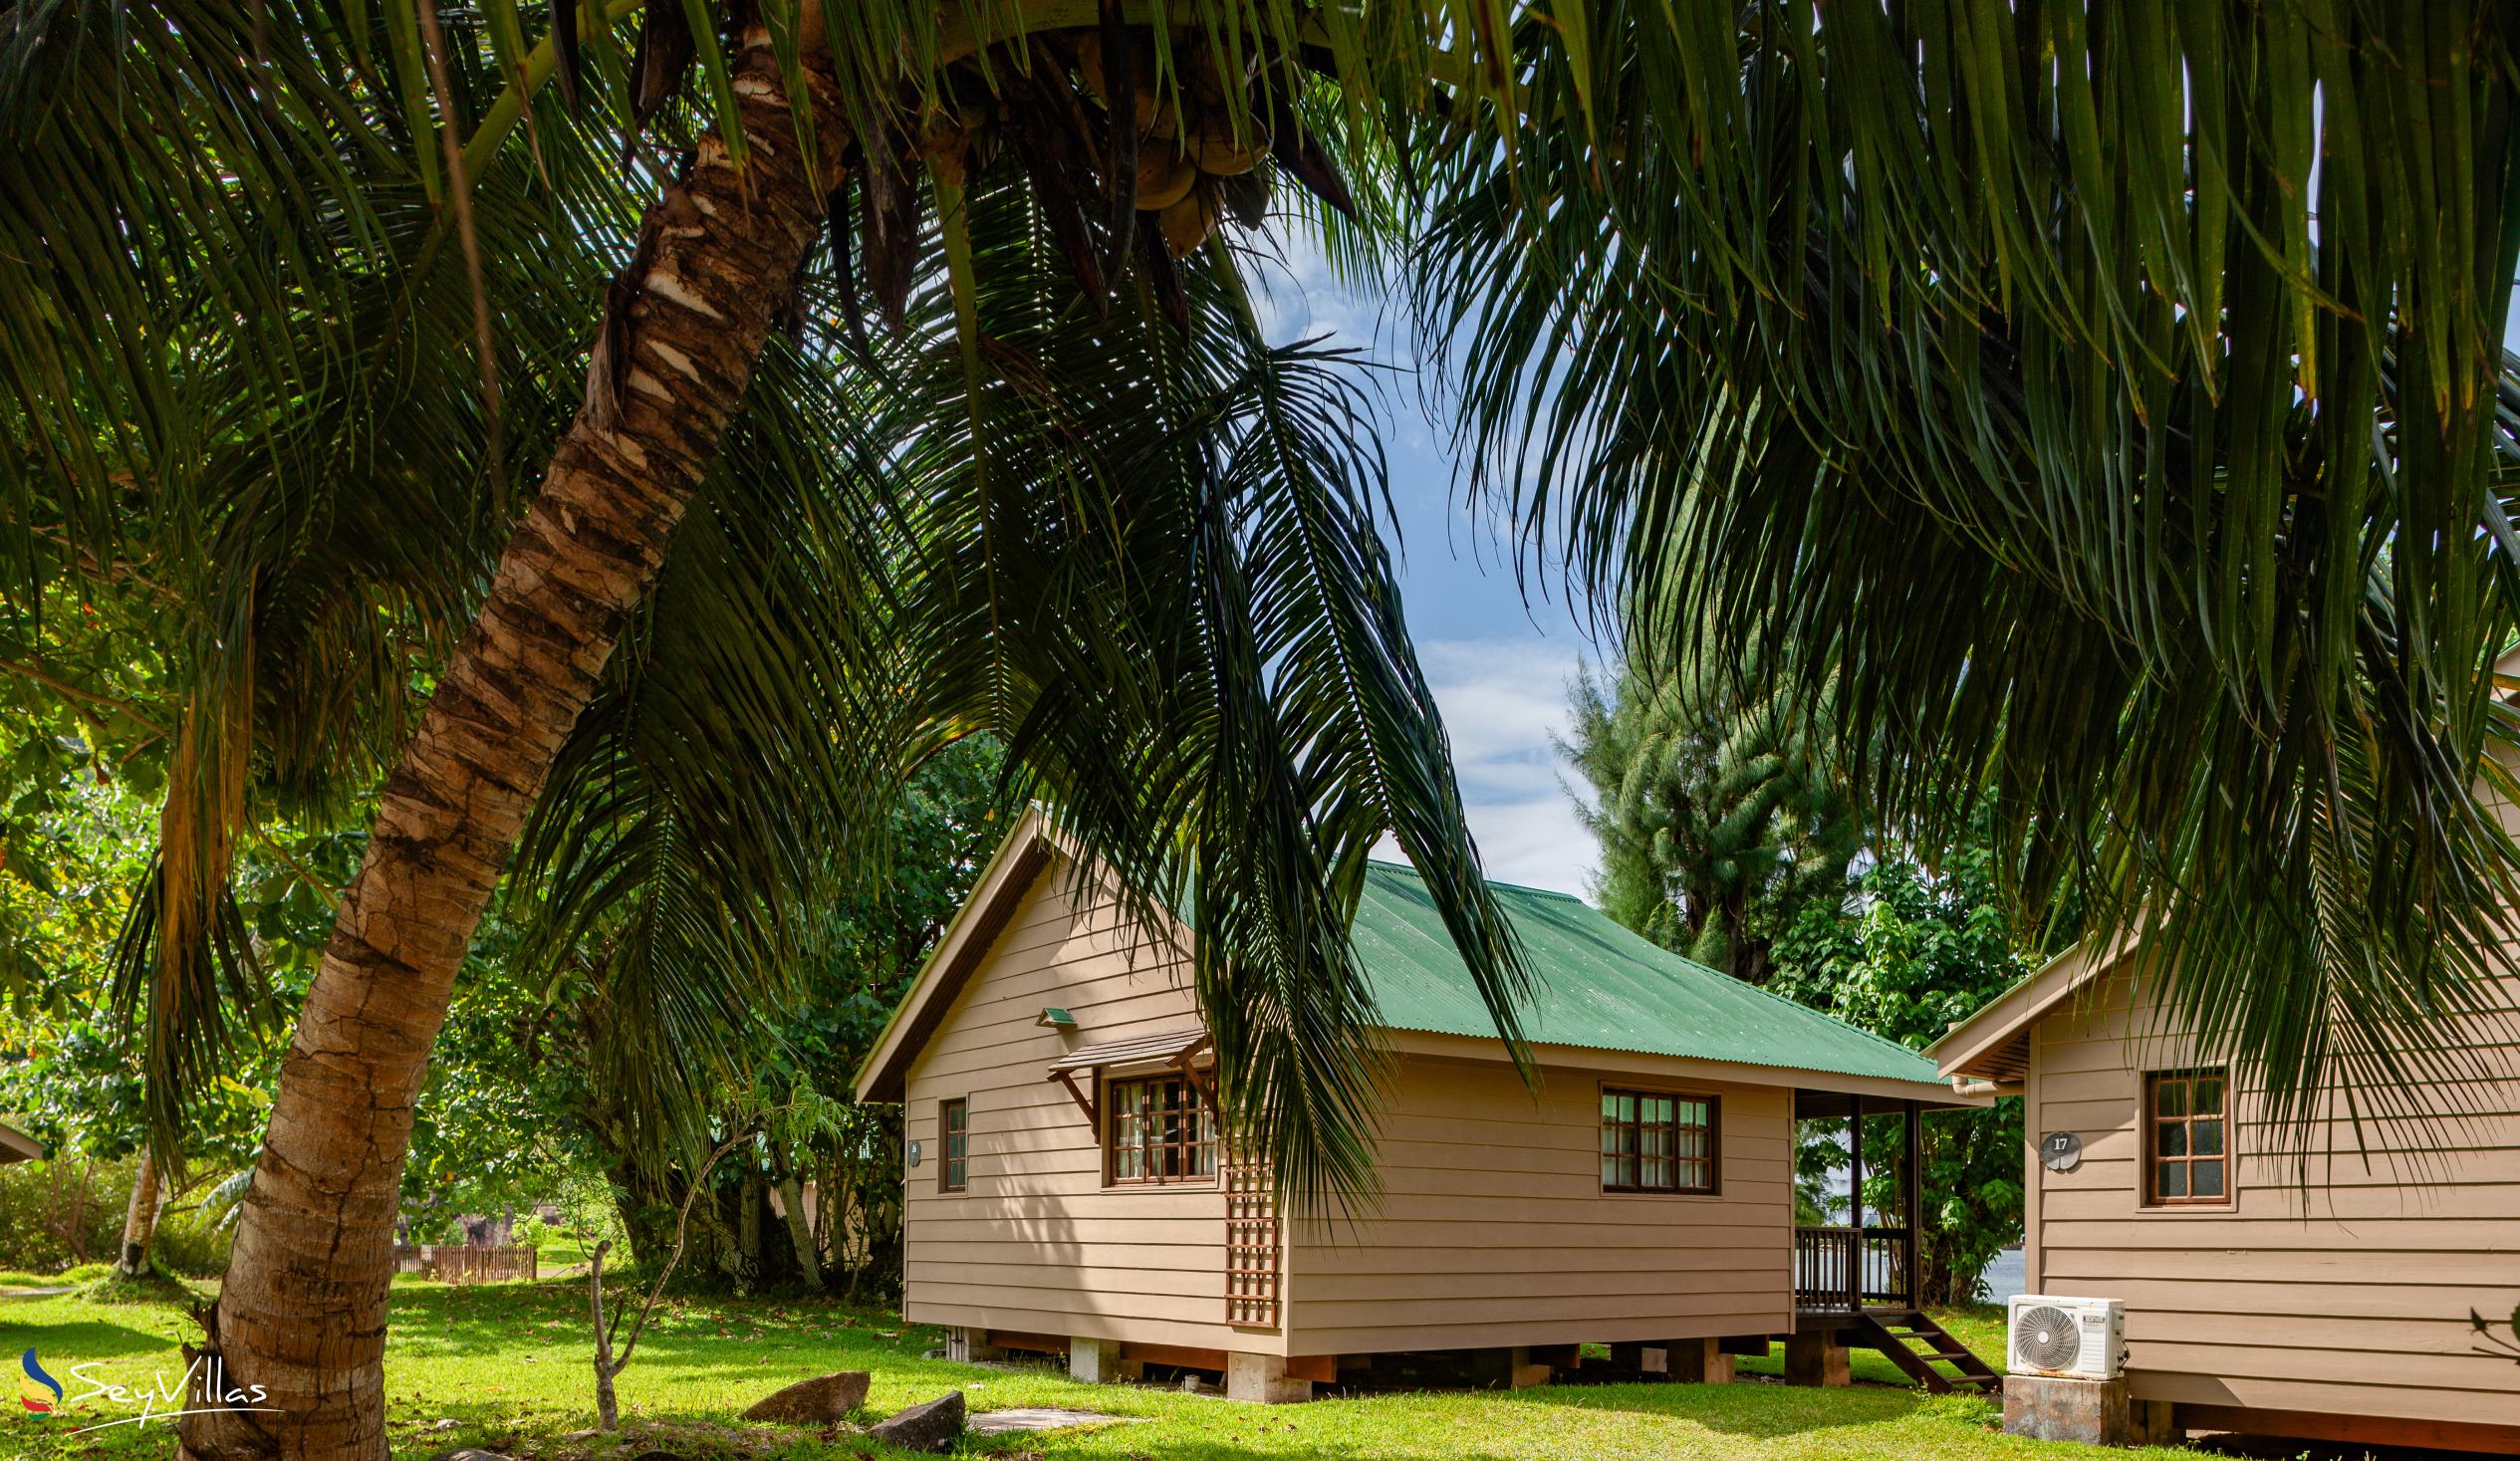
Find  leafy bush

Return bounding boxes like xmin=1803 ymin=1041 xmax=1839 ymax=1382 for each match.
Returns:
xmin=0 ymin=1155 xmax=129 ymax=1272
xmin=150 ymin=1200 xmax=236 ymax=1278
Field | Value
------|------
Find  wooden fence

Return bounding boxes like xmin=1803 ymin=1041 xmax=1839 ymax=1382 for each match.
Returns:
xmin=393 ymin=1244 xmax=538 ymax=1285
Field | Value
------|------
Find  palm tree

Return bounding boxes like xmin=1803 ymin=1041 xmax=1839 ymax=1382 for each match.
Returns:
xmin=9 ymin=5 xmax=1531 ymax=1458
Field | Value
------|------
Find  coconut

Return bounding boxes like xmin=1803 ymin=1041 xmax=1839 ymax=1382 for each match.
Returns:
xmin=1188 ymin=115 xmax=1266 ymax=176
xmin=1160 ymin=187 xmax=1219 ymax=257
xmin=1135 ymin=146 xmax=1198 ymax=210
xmin=1074 ymin=34 xmax=1106 ymax=101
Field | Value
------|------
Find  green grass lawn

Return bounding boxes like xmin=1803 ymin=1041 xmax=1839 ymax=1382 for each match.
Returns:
xmin=1 ymin=1279 xmax=2201 ymax=1461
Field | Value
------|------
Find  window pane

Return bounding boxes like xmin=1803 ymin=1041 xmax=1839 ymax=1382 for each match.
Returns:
xmin=1602 ymin=1155 xmax=1623 ymax=1185
xmin=1641 ymin=1123 xmax=1671 ymax=1156
xmin=2156 ymin=1120 xmax=2187 ymax=1157
xmin=2157 ymin=1161 xmax=2187 ymax=1198
xmin=2192 ymin=1118 xmax=2223 ymax=1156
xmin=1644 ymin=1096 xmax=1674 ymax=1123
xmin=2194 ymin=1076 xmax=2225 ymax=1114
xmin=2191 ymin=1159 xmax=2224 ymax=1198
xmin=1641 ymin=1157 xmax=1670 ymax=1189
xmin=2155 ymin=1079 xmax=2187 ymax=1117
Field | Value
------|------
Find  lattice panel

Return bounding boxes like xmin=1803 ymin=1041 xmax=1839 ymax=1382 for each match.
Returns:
xmin=1223 ymin=1160 xmax=1281 ymax=1329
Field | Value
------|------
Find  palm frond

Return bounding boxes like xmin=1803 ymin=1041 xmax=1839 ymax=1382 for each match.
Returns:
xmin=1414 ymin=0 xmax=2520 ymax=1139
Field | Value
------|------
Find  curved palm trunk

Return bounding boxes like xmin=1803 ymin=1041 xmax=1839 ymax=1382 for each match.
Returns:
xmin=117 ymin=1149 xmax=163 ymax=1278
xmin=177 ymin=34 xmax=846 ymax=1461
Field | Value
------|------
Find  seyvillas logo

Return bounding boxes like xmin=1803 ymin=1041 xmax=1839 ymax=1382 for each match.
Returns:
xmin=18 ymin=1349 xmax=62 ymax=1414
xmin=14 ymin=1350 xmax=279 ymax=1433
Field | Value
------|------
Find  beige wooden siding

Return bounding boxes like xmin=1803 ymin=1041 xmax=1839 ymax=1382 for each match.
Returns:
xmin=897 ymin=856 xmax=1270 ymax=1352
xmin=2025 ymin=966 xmax=2520 ymax=1425
xmin=1284 ymin=1053 xmax=1793 ymax=1354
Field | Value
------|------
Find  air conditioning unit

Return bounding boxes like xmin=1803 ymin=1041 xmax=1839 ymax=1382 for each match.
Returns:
xmin=2007 ymin=1295 xmax=2126 ymax=1379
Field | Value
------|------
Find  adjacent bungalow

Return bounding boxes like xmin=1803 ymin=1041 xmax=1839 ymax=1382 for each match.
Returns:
xmin=1929 ymin=934 xmax=2520 ymax=1455
xmin=856 ymin=810 xmax=1992 ymax=1401
xmin=0 ymin=1120 xmax=39 ymax=1164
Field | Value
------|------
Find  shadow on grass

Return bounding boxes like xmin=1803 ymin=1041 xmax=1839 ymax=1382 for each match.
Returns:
xmin=0 ymin=1307 xmax=185 ymax=1361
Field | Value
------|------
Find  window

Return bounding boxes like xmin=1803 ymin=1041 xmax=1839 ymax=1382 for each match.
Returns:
xmin=2145 ymin=1068 xmax=2228 ymax=1206
xmin=1601 ymin=1089 xmax=1717 ymax=1193
xmin=939 ymin=1098 xmax=968 ymax=1193
xmin=1106 ymin=1074 xmax=1216 ymax=1185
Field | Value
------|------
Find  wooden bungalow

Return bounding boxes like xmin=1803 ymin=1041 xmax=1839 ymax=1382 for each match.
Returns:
xmin=1929 ymin=934 xmax=2520 ymax=1455
xmin=856 ymin=810 xmax=1993 ymax=1401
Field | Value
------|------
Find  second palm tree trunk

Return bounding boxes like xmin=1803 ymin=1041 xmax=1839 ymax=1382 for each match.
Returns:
xmin=117 ymin=1148 xmax=162 ymax=1278
xmin=176 ymin=31 xmax=848 ymax=1461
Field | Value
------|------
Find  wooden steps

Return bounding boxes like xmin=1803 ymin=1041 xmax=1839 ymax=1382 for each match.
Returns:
xmin=1857 ymin=1311 xmax=2003 ymax=1395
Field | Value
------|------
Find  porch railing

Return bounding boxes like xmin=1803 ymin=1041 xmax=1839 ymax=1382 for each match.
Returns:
xmin=1792 ymin=1225 xmax=1910 ymax=1311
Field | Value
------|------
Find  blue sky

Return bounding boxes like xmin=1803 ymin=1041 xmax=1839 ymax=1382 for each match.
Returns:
xmin=1251 ymin=246 xmax=1606 ymax=898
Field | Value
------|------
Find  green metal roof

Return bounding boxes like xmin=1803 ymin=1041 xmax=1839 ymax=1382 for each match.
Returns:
xmin=1352 ymin=861 xmax=1944 ymax=1088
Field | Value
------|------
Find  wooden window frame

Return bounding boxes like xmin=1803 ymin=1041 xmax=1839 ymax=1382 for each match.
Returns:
xmin=938 ymin=1097 xmax=969 ymax=1194
xmin=1101 ymin=1070 xmax=1219 ymax=1188
xmin=2143 ymin=1068 xmax=2231 ymax=1208
xmin=1599 ymin=1086 xmax=1720 ymax=1196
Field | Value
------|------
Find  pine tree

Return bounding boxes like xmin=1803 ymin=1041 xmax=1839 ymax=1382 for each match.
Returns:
xmin=1563 ymin=653 xmax=1858 ymax=983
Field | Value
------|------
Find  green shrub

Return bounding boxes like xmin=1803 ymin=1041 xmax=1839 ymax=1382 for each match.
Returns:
xmin=151 ymin=1204 xmax=235 ymax=1278
xmin=0 ymin=1157 xmax=131 ymax=1272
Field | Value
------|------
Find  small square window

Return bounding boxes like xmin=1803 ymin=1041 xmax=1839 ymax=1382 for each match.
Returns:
xmin=940 ymin=1098 xmax=969 ymax=1194
xmin=2144 ymin=1069 xmax=2230 ymax=1208
xmin=1601 ymin=1088 xmax=1717 ymax=1194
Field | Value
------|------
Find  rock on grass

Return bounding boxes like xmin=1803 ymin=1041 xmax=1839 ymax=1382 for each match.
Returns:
xmin=866 ymin=1391 xmax=964 ymax=1454
xmin=739 ymin=1370 xmax=871 ymax=1425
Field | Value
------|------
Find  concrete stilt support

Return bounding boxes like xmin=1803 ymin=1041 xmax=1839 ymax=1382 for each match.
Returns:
xmin=1225 ymin=1352 xmax=1314 ymax=1404
xmin=2004 ymin=1373 xmax=2177 ymax=1447
xmin=1610 ymin=1341 xmax=1661 ymax=1374
xmin=1664 ymin=1337 xmax=1736 ymax=1384
xmin=1069 ymin=1336 xmax=1140 ymax=1385
xmin=947 ymin=1328 xmax=1006 ymax=1363
xmin=1784 ymin=1331 xmax=1852 ymax=1387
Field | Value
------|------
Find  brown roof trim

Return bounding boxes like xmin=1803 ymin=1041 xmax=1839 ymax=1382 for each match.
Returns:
xmin=853 ymin=809 xmax=1058 ymax=1102
xmin=1381 ymin=1029 xmax=1987 ymax=1108
xmin=0 ymin=1120 xmax=43 ymax=1163
xmin=1924 ymin=927 xmax=2143 ymax=1081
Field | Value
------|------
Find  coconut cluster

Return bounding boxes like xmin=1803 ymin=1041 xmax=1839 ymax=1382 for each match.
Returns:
xmin=1071 ymin=34 xmax=1276 ymax=258
xmin=787 ymin=19 xmax=1358 ymax=336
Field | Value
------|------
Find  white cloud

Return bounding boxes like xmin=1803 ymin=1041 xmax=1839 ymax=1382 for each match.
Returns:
xmin=1376 ymin=636 xmax=1600 ymax=898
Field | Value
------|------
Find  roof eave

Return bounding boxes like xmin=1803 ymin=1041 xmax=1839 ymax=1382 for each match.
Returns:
xmin=0 ymin=1120 xmax=43 ymax=1163
xmin=1379 ymin=1028 xmax=1984 ymax=1108
xmin=1924 ymin=927 xmax=2145 ymax=1079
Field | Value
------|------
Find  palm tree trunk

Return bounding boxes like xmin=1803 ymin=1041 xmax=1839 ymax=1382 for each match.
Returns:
xmin=176 ymin=31 xmax=846 ymax=1461
xmin=117 ymin=1149 xmax=163 ymax=1278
